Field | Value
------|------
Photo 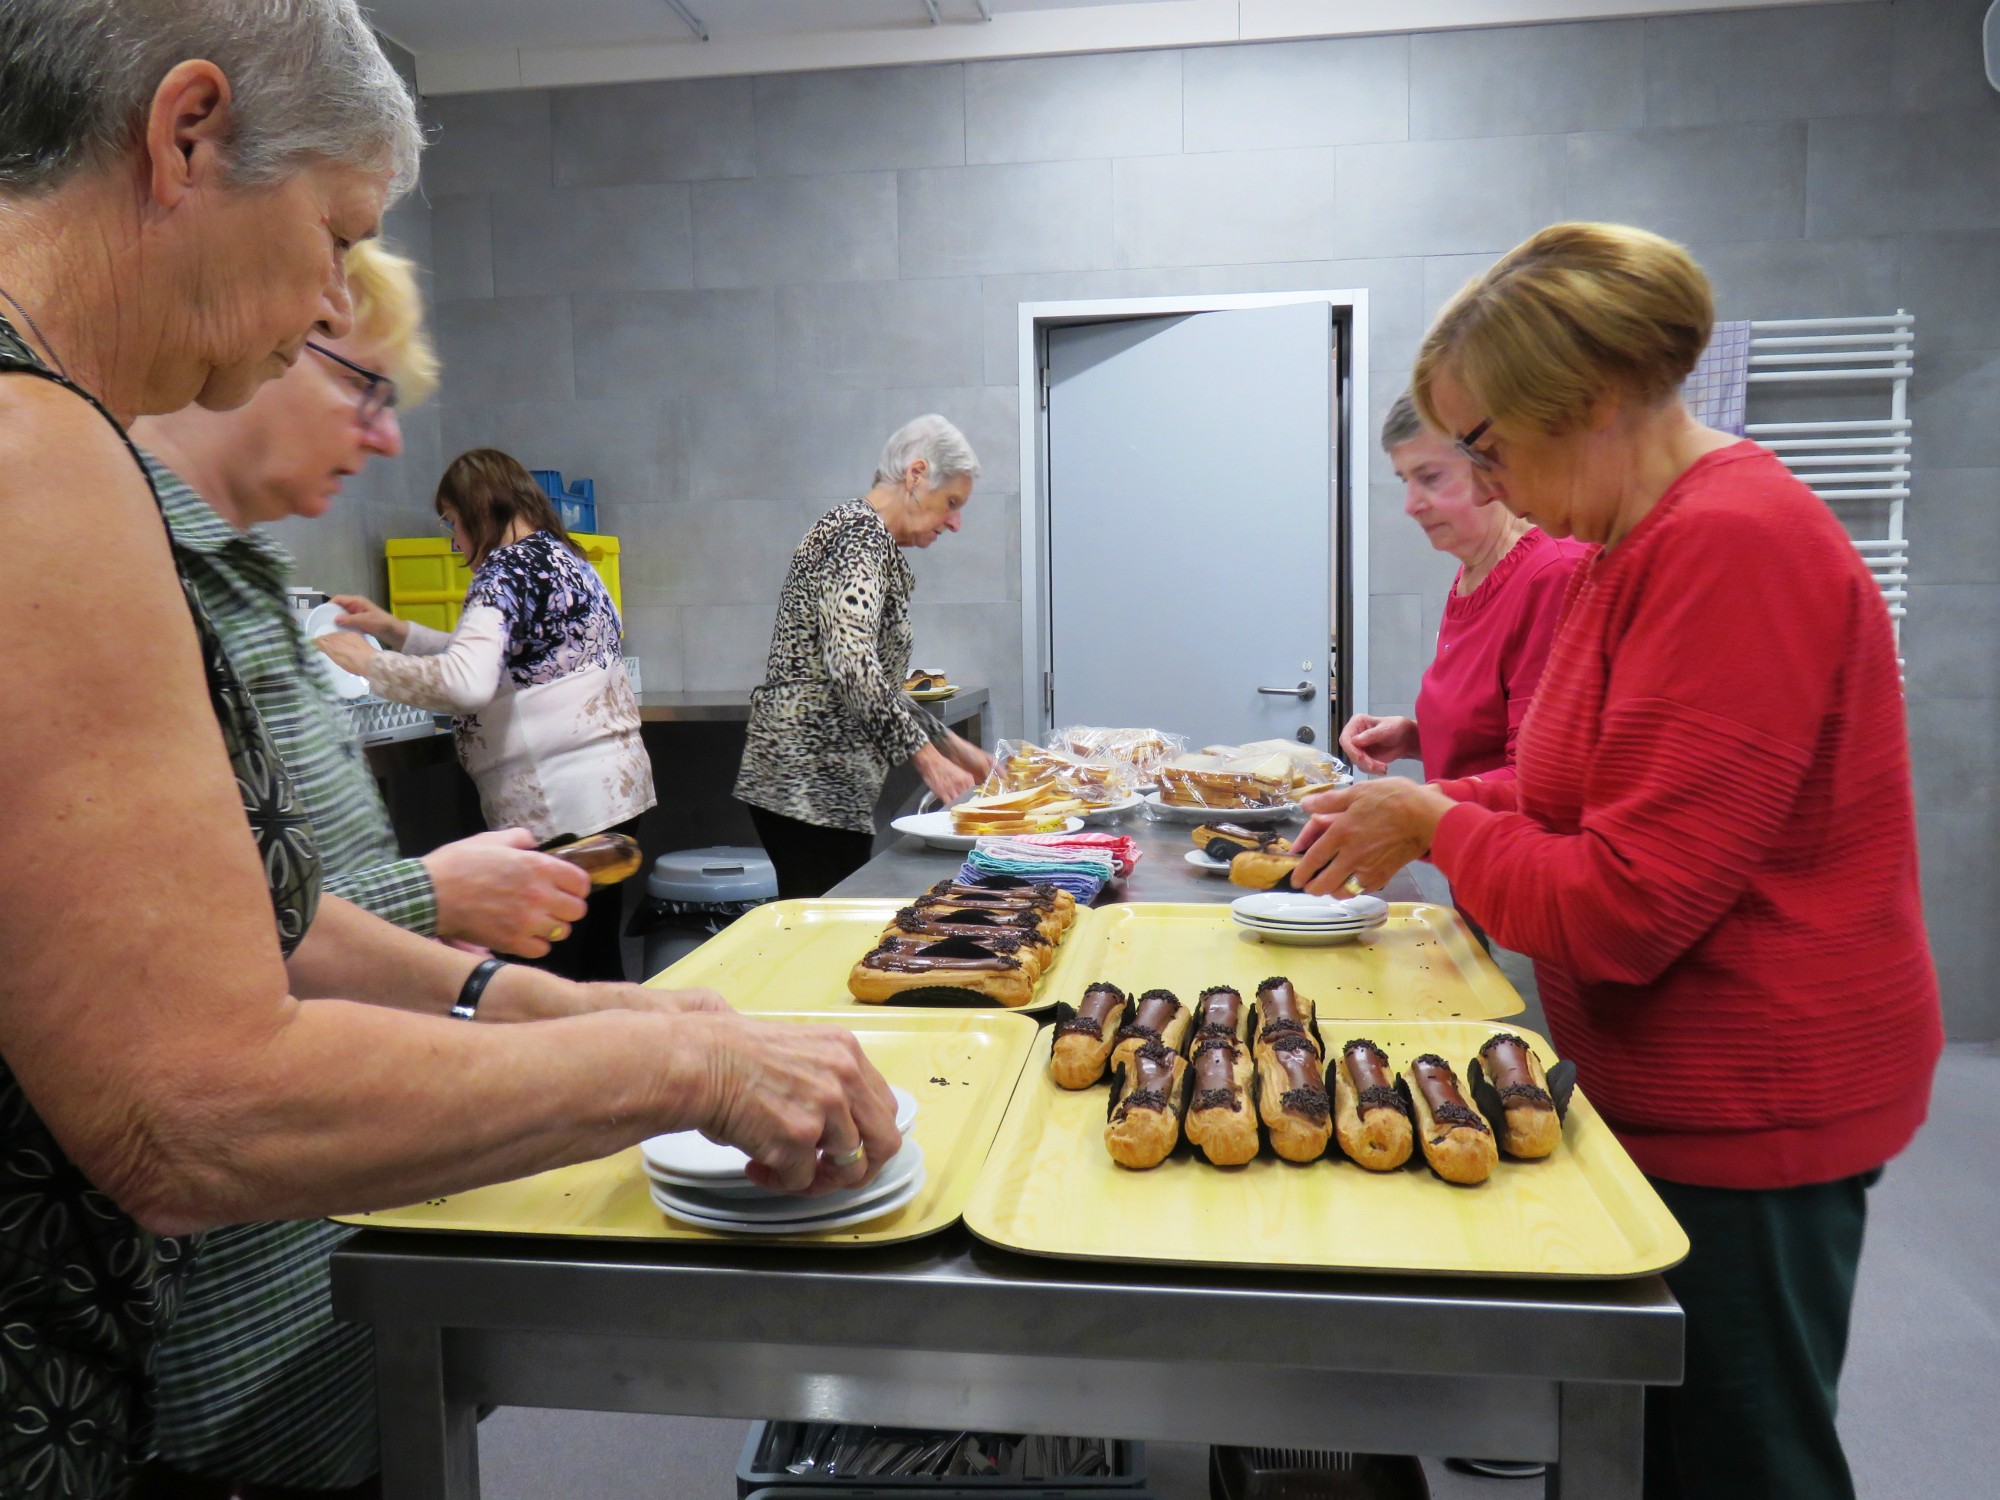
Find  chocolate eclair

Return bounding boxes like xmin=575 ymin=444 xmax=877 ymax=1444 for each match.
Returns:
xmin=1253 ymin=976 xmax=1322 ymax=1059
xmin=1051 ymin=982 xmax=1127 ymax=1090
xmin=1329 ymin=1038 xmax=1414 ymax=1172
xmin=1193 ymin=822 xmax=1287 ymax=862
xmin=1469 ymin=1032 xmax=1562 ymax=1159
xmin=1257 ymin=1028 xmax=1333 ymax=1162
xmin=1104 ymin=1039 xmax=1189 ymax=1170
xmin=846 ymin=934 xmax=1034 ymax=1008
xmin=1407 ymin=1053 xmax=1498 ymax=1185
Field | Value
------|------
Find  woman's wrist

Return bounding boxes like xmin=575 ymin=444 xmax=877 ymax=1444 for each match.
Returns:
xmin=379 ymin=616 xmax=411 ymax=650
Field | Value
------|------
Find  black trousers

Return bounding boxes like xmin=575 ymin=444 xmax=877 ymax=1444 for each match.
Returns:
xmin=1644 ymin=1169 xmax=1878 ymax=1500
xmin=746 ymin=803 xmax=876 ymax=900
xmin=513 ymin=818 xmax=640 ymax=982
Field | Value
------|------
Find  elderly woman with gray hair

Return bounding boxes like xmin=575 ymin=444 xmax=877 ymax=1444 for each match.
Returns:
xmin=0 ymin=5 xmax=896 ymax=1492
xmin=737 ymin=415 xmax=995 ymax=896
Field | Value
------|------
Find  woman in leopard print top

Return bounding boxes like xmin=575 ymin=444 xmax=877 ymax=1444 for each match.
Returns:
xmin=736 ymin=416 xmax=994 ymax=896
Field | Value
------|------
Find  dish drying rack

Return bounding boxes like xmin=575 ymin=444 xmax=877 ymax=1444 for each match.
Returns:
xmin=342 ymin=696 xmax=442 ymax=746
xmin=1744 ymin=313 xmax=1912 ymax=658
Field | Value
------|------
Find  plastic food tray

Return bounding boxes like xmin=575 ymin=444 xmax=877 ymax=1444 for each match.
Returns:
xmin=964 ymin=1020 xmax=1688 ymax=1280
xmin=336 ymin=1009 xmax=1037 ymax=1247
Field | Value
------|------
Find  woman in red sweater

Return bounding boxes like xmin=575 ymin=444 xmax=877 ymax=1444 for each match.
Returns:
xmin=1341 ymin=392 xmax=1591 ymax=789
xmin=1295 ymin=223 xmax=1941 ymax=1500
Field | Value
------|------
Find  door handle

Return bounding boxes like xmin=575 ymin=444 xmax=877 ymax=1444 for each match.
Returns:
xmin=1258 ymin=680 xmax=1317 ymax=702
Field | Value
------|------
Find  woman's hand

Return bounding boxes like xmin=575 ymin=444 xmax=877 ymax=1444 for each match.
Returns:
xmin=315 ymin=630 xmax=380 ymax=675
xmin=942 ymin=732 xmax=994 ymax=781
xmin=691 ymin=1015 xmax=903 ymax=1194
xmin=330 ymin=593 xmax=410 ymax=649
xmin=1291 ymin=778 xmax=1456 ymax=894
xmin=583 ymin=984 xmax=733 ymax=1018
xmin=1339 ymin=713 xmax=1420 ymax=775
xmin=421 ymin=830 xmax=591 ymax=957
xmin=913 ymin=742 xmax=977 ymax=805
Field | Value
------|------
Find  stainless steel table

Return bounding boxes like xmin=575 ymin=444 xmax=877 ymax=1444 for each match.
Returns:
xmin=331 ymin=809 xmax=1681 ymax=1499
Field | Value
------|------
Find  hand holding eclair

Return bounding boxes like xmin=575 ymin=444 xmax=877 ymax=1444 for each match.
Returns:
xmin=1291 ymin=778 xmax=1456 ymax=896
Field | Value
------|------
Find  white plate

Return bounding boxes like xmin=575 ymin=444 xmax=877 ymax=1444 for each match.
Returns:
xmin=890 ymin=810 xmax=1085 ymax=851
xmin=1232 ymin=892 xmax=1389 ymax=926
xmin=909 ymin=684 xmax=959 ymax=702
xmin=651 ymin=1166 xmax=925 ymax=1235
xmin=641 ymin=1087 xmax=917 ymax=1182
xmin=1184 ymin=849 xmax=1232 ymax=876
xmin=1142 ymin=792 xmax=1298 ymax=825
xmin=1080 ymin=794 xmax=1144 ymax=824
xmin=1232 ymin=919 xmax=1381 ymax=947
xmin=649 ymin=1140 xmax=924 ymax=1221
xmin=302 ymin=601 xmax=378 ymax=701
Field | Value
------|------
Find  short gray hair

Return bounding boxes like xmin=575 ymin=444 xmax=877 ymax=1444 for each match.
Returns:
xmin=1380 ymin=391 xmax=1425 ymax=453
xmin=874 ymin=414 xmax=981 ymax=491
xmin=0 ymin=0 xmax=421 ymax=199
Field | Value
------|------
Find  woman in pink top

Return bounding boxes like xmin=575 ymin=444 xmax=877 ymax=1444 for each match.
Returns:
xmin=1340 ymin=393 xmax=1590 ymax=790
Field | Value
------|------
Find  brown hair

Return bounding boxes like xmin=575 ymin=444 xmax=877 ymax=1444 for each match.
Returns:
xmin=435 ymin=448 xmax=581 ymax=567
xmin=1412 ymin=222 xmax=1714 ymax=438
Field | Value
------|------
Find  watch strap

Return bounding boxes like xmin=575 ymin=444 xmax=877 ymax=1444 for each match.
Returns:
xmin=451 ymin=957 xmax=508 ymax=1021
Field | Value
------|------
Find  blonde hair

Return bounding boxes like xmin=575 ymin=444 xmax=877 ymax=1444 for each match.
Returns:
xmin=344 ymin=239 xmax=438 ymax=407
xmin=1412 ymin=222 xmax=1713 ymax=437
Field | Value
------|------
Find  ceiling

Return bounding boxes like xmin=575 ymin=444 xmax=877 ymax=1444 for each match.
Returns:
xmin=366 ymin=0 xmax=1861 ymax=95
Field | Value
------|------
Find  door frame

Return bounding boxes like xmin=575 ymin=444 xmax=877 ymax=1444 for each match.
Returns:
xmin=1017 ymin=289 xmax=1370 ymax=743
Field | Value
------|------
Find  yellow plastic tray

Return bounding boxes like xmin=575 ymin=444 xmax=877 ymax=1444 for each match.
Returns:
xmin=964 ymin=1021 xmax=1688 ymax=1280
xmin=338 ymin=1008 xmax=1039 ymax=1246
xmin=1071 ymin=902 xmax=1524 ymax=1022
xmin=645 ymin=898 xmax=1090 ymax=1015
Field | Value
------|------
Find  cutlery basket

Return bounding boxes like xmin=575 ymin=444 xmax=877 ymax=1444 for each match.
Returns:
xmin=739 ymin=1423 xmax=1147 ymax=1495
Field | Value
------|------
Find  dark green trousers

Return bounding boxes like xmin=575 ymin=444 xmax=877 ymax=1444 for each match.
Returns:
xmin=1644 ymin=1169 xmax=1879 ymax=1500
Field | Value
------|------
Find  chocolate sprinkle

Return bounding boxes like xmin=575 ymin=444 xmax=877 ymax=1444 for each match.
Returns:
xmin=1279 ymin=1086 xmax=1331 ymax=1124
xmin=1054 ymin=1015 xmax=1112 ymax=1039
xmin=1356 ymin=1083 xmax=1409 ymax=1117
xmin=1191 ymin=1034 xmax=1239 ymax=1060
xmin=1120 ymin=1089 xmax=1172 ymax=1115
xmin=1198 ymin=984 xmax=1242 ymax=1000
xmin=1483 ymin=1031 xmax=1531 ymax=1053
xmin=1256 ymin=976 xmax=1293 ymax=993
xmin=1193 ymin=1088 xmax=1242 ymax=1113
xmin=1259 ymin=1017 xmax=1311 ymax=1046
xmin=1430 ymin=1100 xmax=1490 ymax=1134
xmin=1499 ymin=1082 xmax=1556 ymax=1110
xmin=1136 ymin=988 xmax=1181 ymax=1006
xmin=1343 ymin=1039 xmax=1390 ymax=1066
xmin=1083 ymin=981 xmax=1125 ymax=1000
xmin=1134 ymin=1040 xmax=1179 ymax=1065
xmin=1268 ymin=1030 xmax=1318 ymax=1059
xmin=1411 ymin=1052 xmax=1453 ymax=1072
xmin=1114 ymin=1023 xmax=1162 ymax=1044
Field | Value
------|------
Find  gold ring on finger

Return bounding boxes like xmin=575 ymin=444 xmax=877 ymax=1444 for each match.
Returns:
xmin=830 ymin=1142 xmax=866 ymax=1168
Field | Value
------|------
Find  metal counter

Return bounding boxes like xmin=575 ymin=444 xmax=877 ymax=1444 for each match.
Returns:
xmin=331 ymin=800 xmax=1679 ymax=1499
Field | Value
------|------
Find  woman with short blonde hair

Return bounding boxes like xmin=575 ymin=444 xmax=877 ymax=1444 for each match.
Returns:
xmin=1294 ymin=222 xmax=1941 ymax=1500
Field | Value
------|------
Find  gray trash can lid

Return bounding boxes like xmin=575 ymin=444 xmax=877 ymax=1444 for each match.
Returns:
xmin=647 ymin=845 xmax=778 ymax=904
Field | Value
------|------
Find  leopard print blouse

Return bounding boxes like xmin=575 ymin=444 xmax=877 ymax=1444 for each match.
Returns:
xmin=735 ymin=501 xmax=946 ymax=833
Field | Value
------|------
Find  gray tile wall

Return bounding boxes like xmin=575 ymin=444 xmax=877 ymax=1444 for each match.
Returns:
xmin=416 ymin=0 xmax=2000 ymax=1037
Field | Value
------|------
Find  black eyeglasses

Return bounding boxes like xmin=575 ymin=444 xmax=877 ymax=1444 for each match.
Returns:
xmin=1455 ymin=417 xmax=1499 ymax=473
xmin=307 ymin=340 xmax=398 ymax=422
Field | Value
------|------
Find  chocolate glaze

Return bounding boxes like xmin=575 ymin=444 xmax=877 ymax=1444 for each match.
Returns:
xmin=1255 ymin=977 xmax=1311 ymax=1039
xmin=1410 ymin=1053 xmax=1490 ymax=1135
xmin=1195 ymin=987 xmax=1246 ymax=1039
xmin=1269 ymin=1033 xmax=1331 ymax=1121
xmin=1189 ymin=1036 xmax=1245 ymax=1113
xmin=862 ymin=936 xmax=1022 ymax=973
xmin=1116 ymin=1040 xmax=1182 ymax=1114
xmin=1480 ymin=1033 xmax=1554 ymax=1111
xmin=897 ymin=905 xmax=1039 ymax=935
xmin=1116 ymin=990 xmax=1182 ymax=1045
xmin=1356 ymin=1084 xmax=1409 ymax=1118
xmin=1054 ymin=983 xmax=1125 ymax=1040
xmin=1341 ymin=1038 xmax=1394 ymax=1093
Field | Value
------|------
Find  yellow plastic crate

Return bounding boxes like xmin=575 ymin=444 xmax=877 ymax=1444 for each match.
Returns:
xmin=385 ymin=533 xmax=622 ymax=633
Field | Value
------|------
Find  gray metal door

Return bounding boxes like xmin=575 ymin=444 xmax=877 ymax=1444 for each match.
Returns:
xmin=1044 ymin=302 xmax=1335 ymax=748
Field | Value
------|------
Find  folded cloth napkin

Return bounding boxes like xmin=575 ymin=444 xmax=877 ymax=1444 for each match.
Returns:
xmin=958 ymin=835 xmax=1118 ymax=902
xmin=1013 ymin=830 xmax=1141 ymax=878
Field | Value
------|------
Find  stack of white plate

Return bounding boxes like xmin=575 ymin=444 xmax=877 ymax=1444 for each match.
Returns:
xmin=639 ymin=1087 xmax=923 ymax=1234
xmin=1230 ymin=891 xmax=1389 ymax=946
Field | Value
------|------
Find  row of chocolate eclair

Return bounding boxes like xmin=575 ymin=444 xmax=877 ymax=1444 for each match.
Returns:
xmin=1053 ymin=978 xmax=1570 ymax=1182
xmin=846 ymin=878 xmax=1078 ymax=1007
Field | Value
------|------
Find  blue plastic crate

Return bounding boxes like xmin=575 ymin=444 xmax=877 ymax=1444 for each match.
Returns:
xmin=531 ymin=469 xmax=596 ymax=533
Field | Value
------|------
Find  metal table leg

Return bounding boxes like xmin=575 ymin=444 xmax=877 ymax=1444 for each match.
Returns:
xmin=376 ymin=1324 xmax=481 ymax=1500
xmin=1549 ymin=1380 xmax=1645 ymax=1500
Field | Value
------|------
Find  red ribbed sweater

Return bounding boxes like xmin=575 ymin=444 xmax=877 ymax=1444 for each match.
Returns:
xmin=1431 ymin=443 xmax=1942 ymax=1190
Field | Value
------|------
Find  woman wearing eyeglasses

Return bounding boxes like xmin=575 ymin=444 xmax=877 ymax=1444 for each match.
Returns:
xmin=1292 ymin=222 xmax=1940 ymax=1500
xmin=1339 ymin=391 xmax=1591 ymax=793
xmin=322 ymin=448 xmax=656 ymax=982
